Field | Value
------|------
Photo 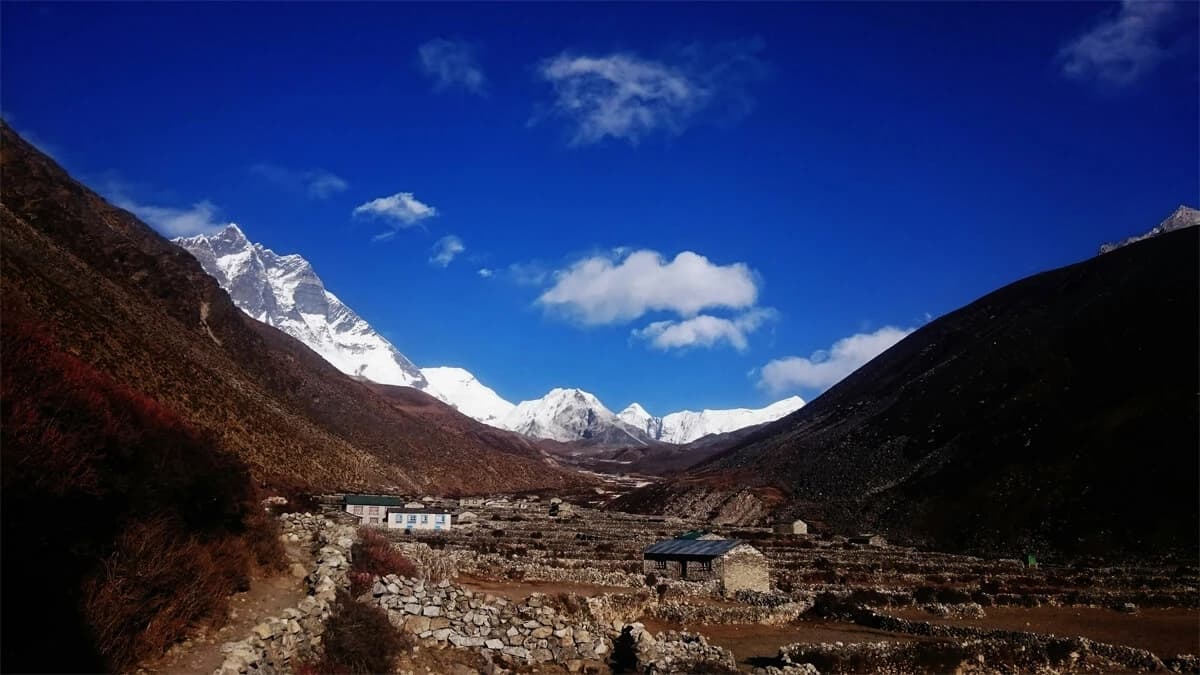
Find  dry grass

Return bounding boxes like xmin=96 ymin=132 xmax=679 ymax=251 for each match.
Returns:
xmin=1 ymin=309 xmax=282 ymax=672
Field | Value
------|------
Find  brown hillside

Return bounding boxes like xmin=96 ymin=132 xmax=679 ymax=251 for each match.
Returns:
xmin=0 ymin=123 xmax=584 ymax=495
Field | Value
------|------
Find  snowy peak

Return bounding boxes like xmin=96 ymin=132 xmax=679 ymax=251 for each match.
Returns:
xmin=639 ymin=395 xmax=805 ymax=444
xmin=503 ymin=388 xmax=653 ymax=446
xmin=1100 ymin=205 xmax=1200 ymax=254
xmin=175 ymin=224 xmax=429 ymax=389
xmin=421 ymin=367 xmax=515 ymax=425
xmin=618 ymin=402 xmax=663 ymax=439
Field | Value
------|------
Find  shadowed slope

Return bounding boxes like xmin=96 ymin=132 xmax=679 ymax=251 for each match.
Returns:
xmin=0 ymin=123 xmax=583 ymax=495
xmin=618 ymin=225 xmax=1199 ymax=559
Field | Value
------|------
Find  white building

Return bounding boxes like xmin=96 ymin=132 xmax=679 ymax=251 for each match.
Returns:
xmin=344 ymin=495 xmax=404 ymax=525
xmin=386 ymin=508 xmax=452 ymax=532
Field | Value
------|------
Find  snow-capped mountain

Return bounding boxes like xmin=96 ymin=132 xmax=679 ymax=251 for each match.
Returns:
xmin=503 ymin=388 xmax=653 ymax=446
xmin=1099 ymin=205 xmax=1199 ymax=254
xmin=175 ymin=224 xmax=430 ymax=389
xmin=175 ymin=225 xmax=807 ymax=445
xmin=617 ymin=402 xmax=663 ymax=439
xmin=421 ymin=367 xmax=515 ymax=425
xmin=618 ymin=396 xmax=806 ymax=445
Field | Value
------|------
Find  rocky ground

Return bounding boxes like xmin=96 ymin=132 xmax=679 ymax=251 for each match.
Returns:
xmin=160 ymin=499 xmax=1197 ymax=674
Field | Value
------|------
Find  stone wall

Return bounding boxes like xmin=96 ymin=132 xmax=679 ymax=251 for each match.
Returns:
xmin=213 ymin=513 xmax=357 ymax=675
xmin=367 ymin=574 xmax=615 ymax=671
xmin=721 ymin=545 xmax=770 ymax=595
xmin=622 ymin=623 xmax=739 ymax=674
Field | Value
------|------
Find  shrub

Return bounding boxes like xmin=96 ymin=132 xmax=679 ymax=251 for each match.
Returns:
xmin=351 ymin=528 xmax=417 ymax=580
xmin=1 ymin=309 xmax=282 ymax=672
xmin=491 ymin=529 xmax=506 ymax=537
xmin=313 ymin=591 xmax=412 ymax=674
xmin=644 ymin=573 xmax=659 ymax=587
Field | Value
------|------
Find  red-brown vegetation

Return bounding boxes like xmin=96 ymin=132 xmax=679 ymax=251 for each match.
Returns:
xmin=299 ymin=591 xmax=412 ymax=674
xmin=0 ymin=309 xmax=283 ymax=672
xmin=349 ymin=528 xmax=417 ymax=595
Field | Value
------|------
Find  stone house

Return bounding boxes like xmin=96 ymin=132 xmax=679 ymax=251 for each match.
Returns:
xmin=343 ymin=494 xmax=404 ymax=525
xmin=386 ymin=508 xmax=452 ymax=532
xmin=774 ymin=519 xmax=808 ymax=535
xmin=643 ymin=537 xmax=769 ymax=594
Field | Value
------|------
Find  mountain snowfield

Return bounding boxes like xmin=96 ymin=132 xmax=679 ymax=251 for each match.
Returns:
xmin=176 ymin=225 xmax=429 ymax=388
xmin=620 ymin=396 xmax=806 ymax=444
xmin=420 ymin=366 xmax=515 ymax=425
xmin=175 ymin=225 xmax=804 ymax=445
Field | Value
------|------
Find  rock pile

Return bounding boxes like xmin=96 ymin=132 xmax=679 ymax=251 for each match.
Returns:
xmin=627 ymin=625 xmax=739 ymax=674
xmin=213 ymin=513 xmax=356 ymax=675
xmin=368 ymin=575 xmax=613 ymax=671
xmin=922 ymin=602 xmax=986 ymax=619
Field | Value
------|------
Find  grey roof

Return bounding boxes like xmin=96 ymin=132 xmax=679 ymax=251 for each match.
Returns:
xmin=344 ymin=495 xmax=404 ymax=506
xmin=643 ymin=538 xmax=743 ymax=558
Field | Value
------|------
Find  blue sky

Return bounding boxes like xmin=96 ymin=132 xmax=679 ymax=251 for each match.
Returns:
xmin=3 ymin=2 xmax=1197 ymax=414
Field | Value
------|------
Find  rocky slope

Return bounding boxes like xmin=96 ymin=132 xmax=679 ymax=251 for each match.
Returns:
xmin=0 ymin=123 xmax=582 ymax=495
xmin=618 ymin=218 xmax=1199 ymax=559
xmin=1099 ymin=204 xmax=1199 ymax=254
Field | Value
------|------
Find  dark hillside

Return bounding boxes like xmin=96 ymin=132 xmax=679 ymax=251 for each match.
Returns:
xmin=0 ymin=123 xmax=582 ymax=495
xmin=618 ymin=225 xmax=1199 ymax=560
xmin=0 ymin=304 xmax=282 ymax=672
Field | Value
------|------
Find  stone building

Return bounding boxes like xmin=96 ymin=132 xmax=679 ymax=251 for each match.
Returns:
xmin=849 ymin=533 xmax=886 ymax=547
xmin=642 ymin=537 xmax=769 ymax=594
xmin=774 ymin=519 xmax=808 ymax=535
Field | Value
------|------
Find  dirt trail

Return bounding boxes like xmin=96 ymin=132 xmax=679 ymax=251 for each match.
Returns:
xmin=141 ymin=541 xmax=311 ymax=675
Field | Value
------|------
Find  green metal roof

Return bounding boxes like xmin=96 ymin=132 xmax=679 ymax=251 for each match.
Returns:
xmin=344 ymin=495 xmax=405 ymax=506
xmin=676 ymin=530 xmax=708 ymax=540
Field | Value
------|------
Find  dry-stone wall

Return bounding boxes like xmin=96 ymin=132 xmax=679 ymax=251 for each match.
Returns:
xmin=648 ymin=598 xmax=811 ymax=626
xmin=367 ymin=575 xmax=615 ymax=671
xmin=623 ymin=623 xmax=739 ymax=674
xmin=213 ymin=513 xmax=356 ymax=675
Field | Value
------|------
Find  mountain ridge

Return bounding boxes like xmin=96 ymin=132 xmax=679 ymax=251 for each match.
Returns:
xmin=617 ymin=218 xmax=1199 ymax=559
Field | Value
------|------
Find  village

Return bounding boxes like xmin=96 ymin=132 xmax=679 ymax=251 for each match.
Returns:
xmin=202 ymin=491 xmax=1200 ymax=674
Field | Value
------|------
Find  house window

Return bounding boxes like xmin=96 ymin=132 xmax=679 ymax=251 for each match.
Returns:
xmin=407 ymin=515 xmax=418 ymax=524
xmin=436 ymin=515 xmax=446 ymax=523
xmin=369 ymin=506 xmax=381 ymax=515
xmin=420 ymin=515 xmax=429 ymax=524
xmin=701 ymin=560 xmax=713 ymax=571
xmin=655 ymin=560 xmax=667 ymax=569
xmin=351 ymin=505 xmax=363 ymax=514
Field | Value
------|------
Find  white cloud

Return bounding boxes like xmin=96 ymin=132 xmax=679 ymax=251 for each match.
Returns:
xmin=534 ymin=41 xmax=765 ymax=146
xmin=478 ymin=267 xmax=494 ymax=278
xmin=418 ymin=38 xmax=486 ymax=94
xmin=430 ymin=235 xmax=465 ymax=267
xmin=250 ymin=163 xmax=348 ymax=199
xmin=1058 ymin=0 xmax=1180 ymax=88
xmin=353 ymin=191 xmax=438 ymax=240
xmin=117 ymin=198 xmax=225 ymax=237
xmin=758 ymin=326 xmax=913 ymax=394
xmin=538 ymin=249 xmax=758 ymax=324
xmin=634 ymin=308 xmax=776 ymax=352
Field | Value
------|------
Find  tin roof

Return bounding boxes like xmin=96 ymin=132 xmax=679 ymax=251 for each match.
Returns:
xmin=344 ymin=495 xmax=405 ymax=506
xmin=643 ymin=538 xmax=743 ymax=558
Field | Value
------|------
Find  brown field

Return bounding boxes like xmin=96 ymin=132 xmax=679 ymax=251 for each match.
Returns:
xmin=888 ymin=605 xmax=1200 ymax=658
